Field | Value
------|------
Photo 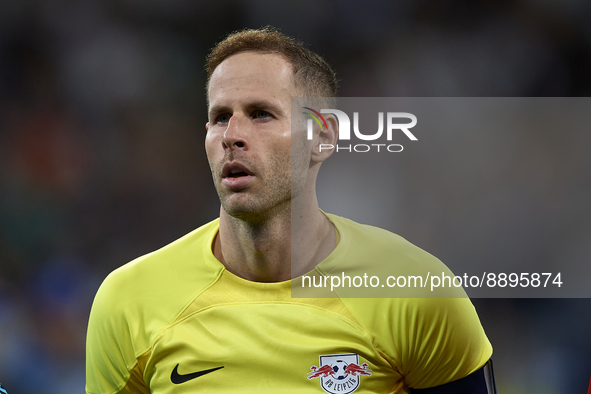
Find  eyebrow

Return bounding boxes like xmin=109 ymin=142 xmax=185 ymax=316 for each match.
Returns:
xmin=247 ymin=100 xmax=282 ymax=113
xmin=208 ymin=104 xmax=231 ymax=119
xmin=208 ymin=99 xmax=285 ymax=119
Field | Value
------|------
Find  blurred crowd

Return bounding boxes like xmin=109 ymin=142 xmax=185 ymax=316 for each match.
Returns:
xmin=1 ymin=0 xmax=590 ymax=393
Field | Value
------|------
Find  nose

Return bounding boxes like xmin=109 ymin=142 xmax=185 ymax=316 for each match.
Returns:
xmin=222 ymin=115 xmax=248 ymax=150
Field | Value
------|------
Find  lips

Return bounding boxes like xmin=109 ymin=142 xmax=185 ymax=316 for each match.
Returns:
xmin=221 ymin=162 xmax=254 ymax=189
xmin=222 ymin=162 xmax=253 ymax=178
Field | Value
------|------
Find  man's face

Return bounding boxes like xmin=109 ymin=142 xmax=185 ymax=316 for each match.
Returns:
xmin=206 ymin=52 xmax=310 ymax=220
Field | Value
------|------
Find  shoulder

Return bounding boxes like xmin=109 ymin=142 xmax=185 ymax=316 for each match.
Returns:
xmin=322 ymin=213 xmax=457 ymax=293
xmin=104 ymin=219 xmax=220 ymax=286
xmin=326 ymin=212 xmax=405 ymax=242
xmin=89 ymin=218 xmax=224 ymax=348
xmin=98 ymin=219 xmax=221 ymax=304
xmin=326 ymin=213 xmax=440 ymax=263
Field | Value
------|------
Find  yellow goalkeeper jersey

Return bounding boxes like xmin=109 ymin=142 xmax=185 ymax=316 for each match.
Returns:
xmin=86 ymin=213 xmax=492 ymax=394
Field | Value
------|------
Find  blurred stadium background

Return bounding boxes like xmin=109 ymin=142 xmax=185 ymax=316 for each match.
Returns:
xmin=1 ymin=0 xmax=590 ymax=393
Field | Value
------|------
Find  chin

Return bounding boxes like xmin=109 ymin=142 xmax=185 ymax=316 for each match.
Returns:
xmin=223 ymin=207 xmax=268 ymax=224
xmin=221 ymin=198 xmax=290 ymax=223
xmin=221 ymin=197 xmax=260 ymax=217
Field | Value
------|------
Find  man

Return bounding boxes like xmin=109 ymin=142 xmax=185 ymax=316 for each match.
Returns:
xmin=86 ymin=27 xmax=494 ymax=393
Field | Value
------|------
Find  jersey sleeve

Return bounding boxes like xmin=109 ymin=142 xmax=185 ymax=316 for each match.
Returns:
xmin=86 ymin=270 xmax=150 ymax=394
xmin=390 ymin=297 xmax=492 ymax=389
xmin=343 ymin=296 xmax=492 ymax=389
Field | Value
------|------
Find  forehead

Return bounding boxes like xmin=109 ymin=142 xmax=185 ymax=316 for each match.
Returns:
xmin=208 ymin=52 xmax=296 ymax=108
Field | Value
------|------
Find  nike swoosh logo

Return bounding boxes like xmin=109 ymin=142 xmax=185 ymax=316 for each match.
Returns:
xmin=170 ymin=364 xmax=224 ymax=384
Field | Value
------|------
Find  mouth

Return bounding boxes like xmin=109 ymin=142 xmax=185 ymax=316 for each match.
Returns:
xmin=226 ymin=169 xmax=250 ymax=178
xmin=222 ymin=162 xmax=253 ymax=178
xmin=221 ymin=162 xmax=254 ymax=189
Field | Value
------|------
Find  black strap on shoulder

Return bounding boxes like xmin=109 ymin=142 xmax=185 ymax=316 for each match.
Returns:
xmin=409 ymin=359 xmax=496 ymax=394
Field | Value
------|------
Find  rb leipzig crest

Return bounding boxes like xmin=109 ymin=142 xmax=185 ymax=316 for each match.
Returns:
xmin=307 ymin=353 xmax=371 ymax=394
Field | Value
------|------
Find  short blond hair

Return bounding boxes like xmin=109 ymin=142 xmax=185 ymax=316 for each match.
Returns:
xmin=205 ymin=26 xmax=338 ymax=101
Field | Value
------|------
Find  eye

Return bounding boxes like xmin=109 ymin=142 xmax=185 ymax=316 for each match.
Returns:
xmin=253 ymin=110 xmax=271 ymax=120
xmin=216 ymin=113 xmax=231 ymax=124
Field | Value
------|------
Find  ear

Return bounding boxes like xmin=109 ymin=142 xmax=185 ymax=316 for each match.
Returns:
xmin=311 ymin=113 xmax=338 ymax=163
xmin=206 ymin=122 xmax=210 ymax=132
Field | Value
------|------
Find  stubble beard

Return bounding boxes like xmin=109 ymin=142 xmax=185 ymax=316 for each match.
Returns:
xmin=214 ymin=150 xmax=296 ymax=225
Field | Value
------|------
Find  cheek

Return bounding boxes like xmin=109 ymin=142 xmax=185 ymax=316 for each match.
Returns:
xmin=204 ymin=142 xmax=221 ymax=175
xmin=289 ymin=135 xmax=312 ymax=175
xmin=289 ymin=130 xmax=311 ymax=156
xmin=204 ymin=134 xmax=218 ymax=159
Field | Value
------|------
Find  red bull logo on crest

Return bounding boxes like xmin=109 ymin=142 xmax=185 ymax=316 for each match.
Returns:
xmin=307 ymin=353 xmax=371 ymax=394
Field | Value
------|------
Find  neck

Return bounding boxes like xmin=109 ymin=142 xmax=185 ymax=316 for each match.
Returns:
xmin=213 ymin=196 xmax=336 ymax=282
